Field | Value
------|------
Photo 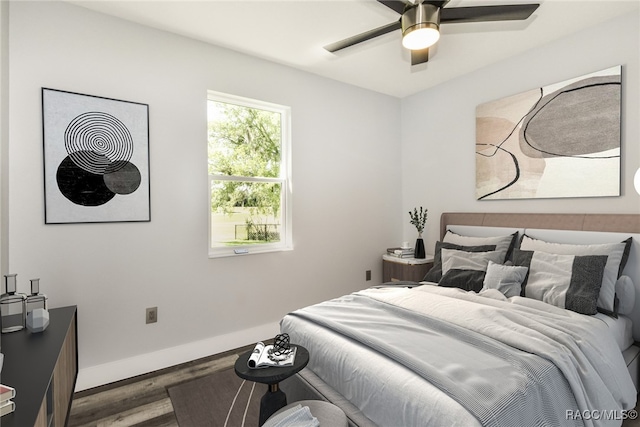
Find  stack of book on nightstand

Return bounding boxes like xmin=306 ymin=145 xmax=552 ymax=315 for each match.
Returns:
xmin=0 ymin=384 xmax=16 ymax=417
xmin=386 ymin=247 xmax=414 ymax=258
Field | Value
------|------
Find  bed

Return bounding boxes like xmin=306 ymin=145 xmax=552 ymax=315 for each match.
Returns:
xmin=279 ymin=212 xmax=640 ymax=427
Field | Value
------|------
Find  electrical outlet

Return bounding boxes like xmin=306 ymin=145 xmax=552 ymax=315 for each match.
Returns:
xmin=146 ymin=307 xmax=158 ymax=324
xmin=366 ymin=270 xmax=372 ymax=281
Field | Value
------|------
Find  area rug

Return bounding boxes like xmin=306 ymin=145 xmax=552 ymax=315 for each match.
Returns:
xmin=168 ymin=367 xmax=266 ymax=427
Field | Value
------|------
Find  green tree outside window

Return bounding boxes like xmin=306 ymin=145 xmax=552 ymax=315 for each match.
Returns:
xmin=208 ymin=97 xmax=289 ymax=251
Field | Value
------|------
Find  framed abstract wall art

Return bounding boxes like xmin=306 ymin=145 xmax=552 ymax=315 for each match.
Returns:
xmin=476 ymin=65 xmax=621 ymax=200
xmin=42 ymin=88 xmax=150 ymax=223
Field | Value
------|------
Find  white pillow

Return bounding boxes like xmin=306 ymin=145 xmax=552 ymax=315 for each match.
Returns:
xmin=519 ymin=235 xmax=631 ymax=314
xmin=482 ymin=261 xmax=528 ymax=298
xmin=444 ymin=230 xmax=516 ymax=254
xmin=616 ymin=275 xmax=635 ymax=316
xmin=440 ymin=249 xmax=505 ymax=275
xmin=512 ymin=249 xmax=608 ymax=315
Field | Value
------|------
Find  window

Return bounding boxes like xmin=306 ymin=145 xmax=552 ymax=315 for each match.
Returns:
xmin=207 ymin=91 xmax=292 ymax=257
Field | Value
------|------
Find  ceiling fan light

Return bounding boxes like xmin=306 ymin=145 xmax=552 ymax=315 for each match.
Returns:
xmin=401 ymin=3 xmax=441 ymax=51
xmin=402 ymin=24 xmax=440 ymax=50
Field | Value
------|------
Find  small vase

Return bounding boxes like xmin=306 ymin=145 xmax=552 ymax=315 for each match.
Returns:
xmin=414 ymin=235 xmax=426 ymax=259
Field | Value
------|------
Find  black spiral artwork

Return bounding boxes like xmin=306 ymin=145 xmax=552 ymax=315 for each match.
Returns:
xmin=56 ymin=112 xmax=142 ymax=207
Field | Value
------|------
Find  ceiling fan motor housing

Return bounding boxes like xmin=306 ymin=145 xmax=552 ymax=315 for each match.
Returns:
xmin=401 ymin=3 xmax=441 ymax=37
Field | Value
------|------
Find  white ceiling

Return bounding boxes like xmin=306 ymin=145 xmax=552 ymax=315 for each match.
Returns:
xmin=70 ymin=0 xmax=639 ymax=98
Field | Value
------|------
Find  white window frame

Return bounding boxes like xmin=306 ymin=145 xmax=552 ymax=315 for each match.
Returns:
xmin=207 ymin=91 xmax=292 ymax=258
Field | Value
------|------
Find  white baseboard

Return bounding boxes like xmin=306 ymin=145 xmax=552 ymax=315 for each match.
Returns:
xmin=75 ymin=322 xmax=280 ymax=392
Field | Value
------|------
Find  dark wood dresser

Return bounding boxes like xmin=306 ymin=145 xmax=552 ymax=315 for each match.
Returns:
xmin=1 ymin=306 xmax=78 ymax=427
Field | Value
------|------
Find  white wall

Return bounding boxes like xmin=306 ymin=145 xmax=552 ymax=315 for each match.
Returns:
xmin=0 ymin=0 xmax=9 ymax=288
xmin=7 ymin=1 xmax=402 ymax=389
xmin=401 ymin=12 xmax=640 ymax=251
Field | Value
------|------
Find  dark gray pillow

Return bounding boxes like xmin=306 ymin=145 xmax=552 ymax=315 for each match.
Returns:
xmin=439 ymin=270 xmax=486 ymax=292
xmin=422 ymin=241 xmax=496 ymax=283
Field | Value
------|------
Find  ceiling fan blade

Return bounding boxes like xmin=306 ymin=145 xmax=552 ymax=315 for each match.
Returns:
xmin=441 ymin=4 xmax=539 ymax=24
xmin=378 ymin=0 xmax=451 ymax=13
xmin=411 ymin=48 xmax=430 ymax=65
xmin=324 ymin=21 xmax=401 ymax=53
xmin=376 ymin=1 xmax=408 ymax=14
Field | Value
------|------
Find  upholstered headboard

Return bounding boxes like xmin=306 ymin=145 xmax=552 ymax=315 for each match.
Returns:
xmin=440 ymin=212 xmax=640 ymax=239
xmin=440 ymin=212 xmax=640 ymax=341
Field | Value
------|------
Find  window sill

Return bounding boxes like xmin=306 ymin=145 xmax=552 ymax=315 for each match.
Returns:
xmin=208 ymin=245 xmax=293 ymax=259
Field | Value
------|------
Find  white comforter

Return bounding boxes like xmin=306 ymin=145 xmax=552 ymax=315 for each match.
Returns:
xmin=280 ymin=285 xmax=637 ymax=427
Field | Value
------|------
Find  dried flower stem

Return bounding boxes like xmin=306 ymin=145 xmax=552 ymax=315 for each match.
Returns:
xmin=409 ymin=206 xmax=428 ymax=235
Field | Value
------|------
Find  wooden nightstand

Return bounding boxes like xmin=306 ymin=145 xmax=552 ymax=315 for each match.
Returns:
xmin=382 ymin=254 xmax=434 ymax=282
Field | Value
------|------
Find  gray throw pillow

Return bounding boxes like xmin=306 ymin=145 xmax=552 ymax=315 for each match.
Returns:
xmin=481 ymin=261 xmax=528 ymax=298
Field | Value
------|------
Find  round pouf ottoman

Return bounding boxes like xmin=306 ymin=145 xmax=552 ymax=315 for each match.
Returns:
xmin=264 ymin=399 xmax=348 ymax=427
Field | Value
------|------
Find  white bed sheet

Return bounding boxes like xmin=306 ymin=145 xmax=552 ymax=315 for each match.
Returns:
xmin=595 ymin=313 xmax=634 ymax=351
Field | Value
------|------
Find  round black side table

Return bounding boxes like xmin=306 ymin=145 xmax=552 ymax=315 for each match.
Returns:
xmin=234 ymin=345 xmax=309 ymax=426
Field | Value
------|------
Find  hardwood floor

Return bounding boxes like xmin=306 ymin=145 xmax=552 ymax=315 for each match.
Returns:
xmin=68 ymin=344 xmax=255 ymax=427
xmin=69 ymin=344 xmax=640 ymax=427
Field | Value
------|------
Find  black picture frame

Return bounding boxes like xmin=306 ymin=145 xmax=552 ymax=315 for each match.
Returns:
xmin=42 ymin=88 xmax=150 ymax=224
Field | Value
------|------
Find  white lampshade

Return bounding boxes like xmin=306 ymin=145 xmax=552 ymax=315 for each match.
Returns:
xmin=634 ymin=167 xmax=640 ymax=195
xmin=402 ymin=25 xmax=440 ymax=50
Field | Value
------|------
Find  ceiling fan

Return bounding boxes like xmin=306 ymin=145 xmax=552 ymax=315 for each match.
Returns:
xmin=324 ymin=0 xmax=540 ymax=66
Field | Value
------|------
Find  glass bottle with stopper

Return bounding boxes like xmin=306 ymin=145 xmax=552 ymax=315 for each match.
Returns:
xmin=0 ymin=274 xmax=26 ymax=333
xmin=25 ymin=278 xmax=47 ymax=314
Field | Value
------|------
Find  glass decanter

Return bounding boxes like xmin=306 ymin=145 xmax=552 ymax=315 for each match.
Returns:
xmin=25 ymin=278 xmax=47 ymax=314
xmin=1 ymin=274 xmax=26 ymax=333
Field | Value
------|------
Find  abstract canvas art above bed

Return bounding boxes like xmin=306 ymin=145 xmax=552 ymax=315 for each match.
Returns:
xmin=476 ymin=66 xmax=621 ymax=200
